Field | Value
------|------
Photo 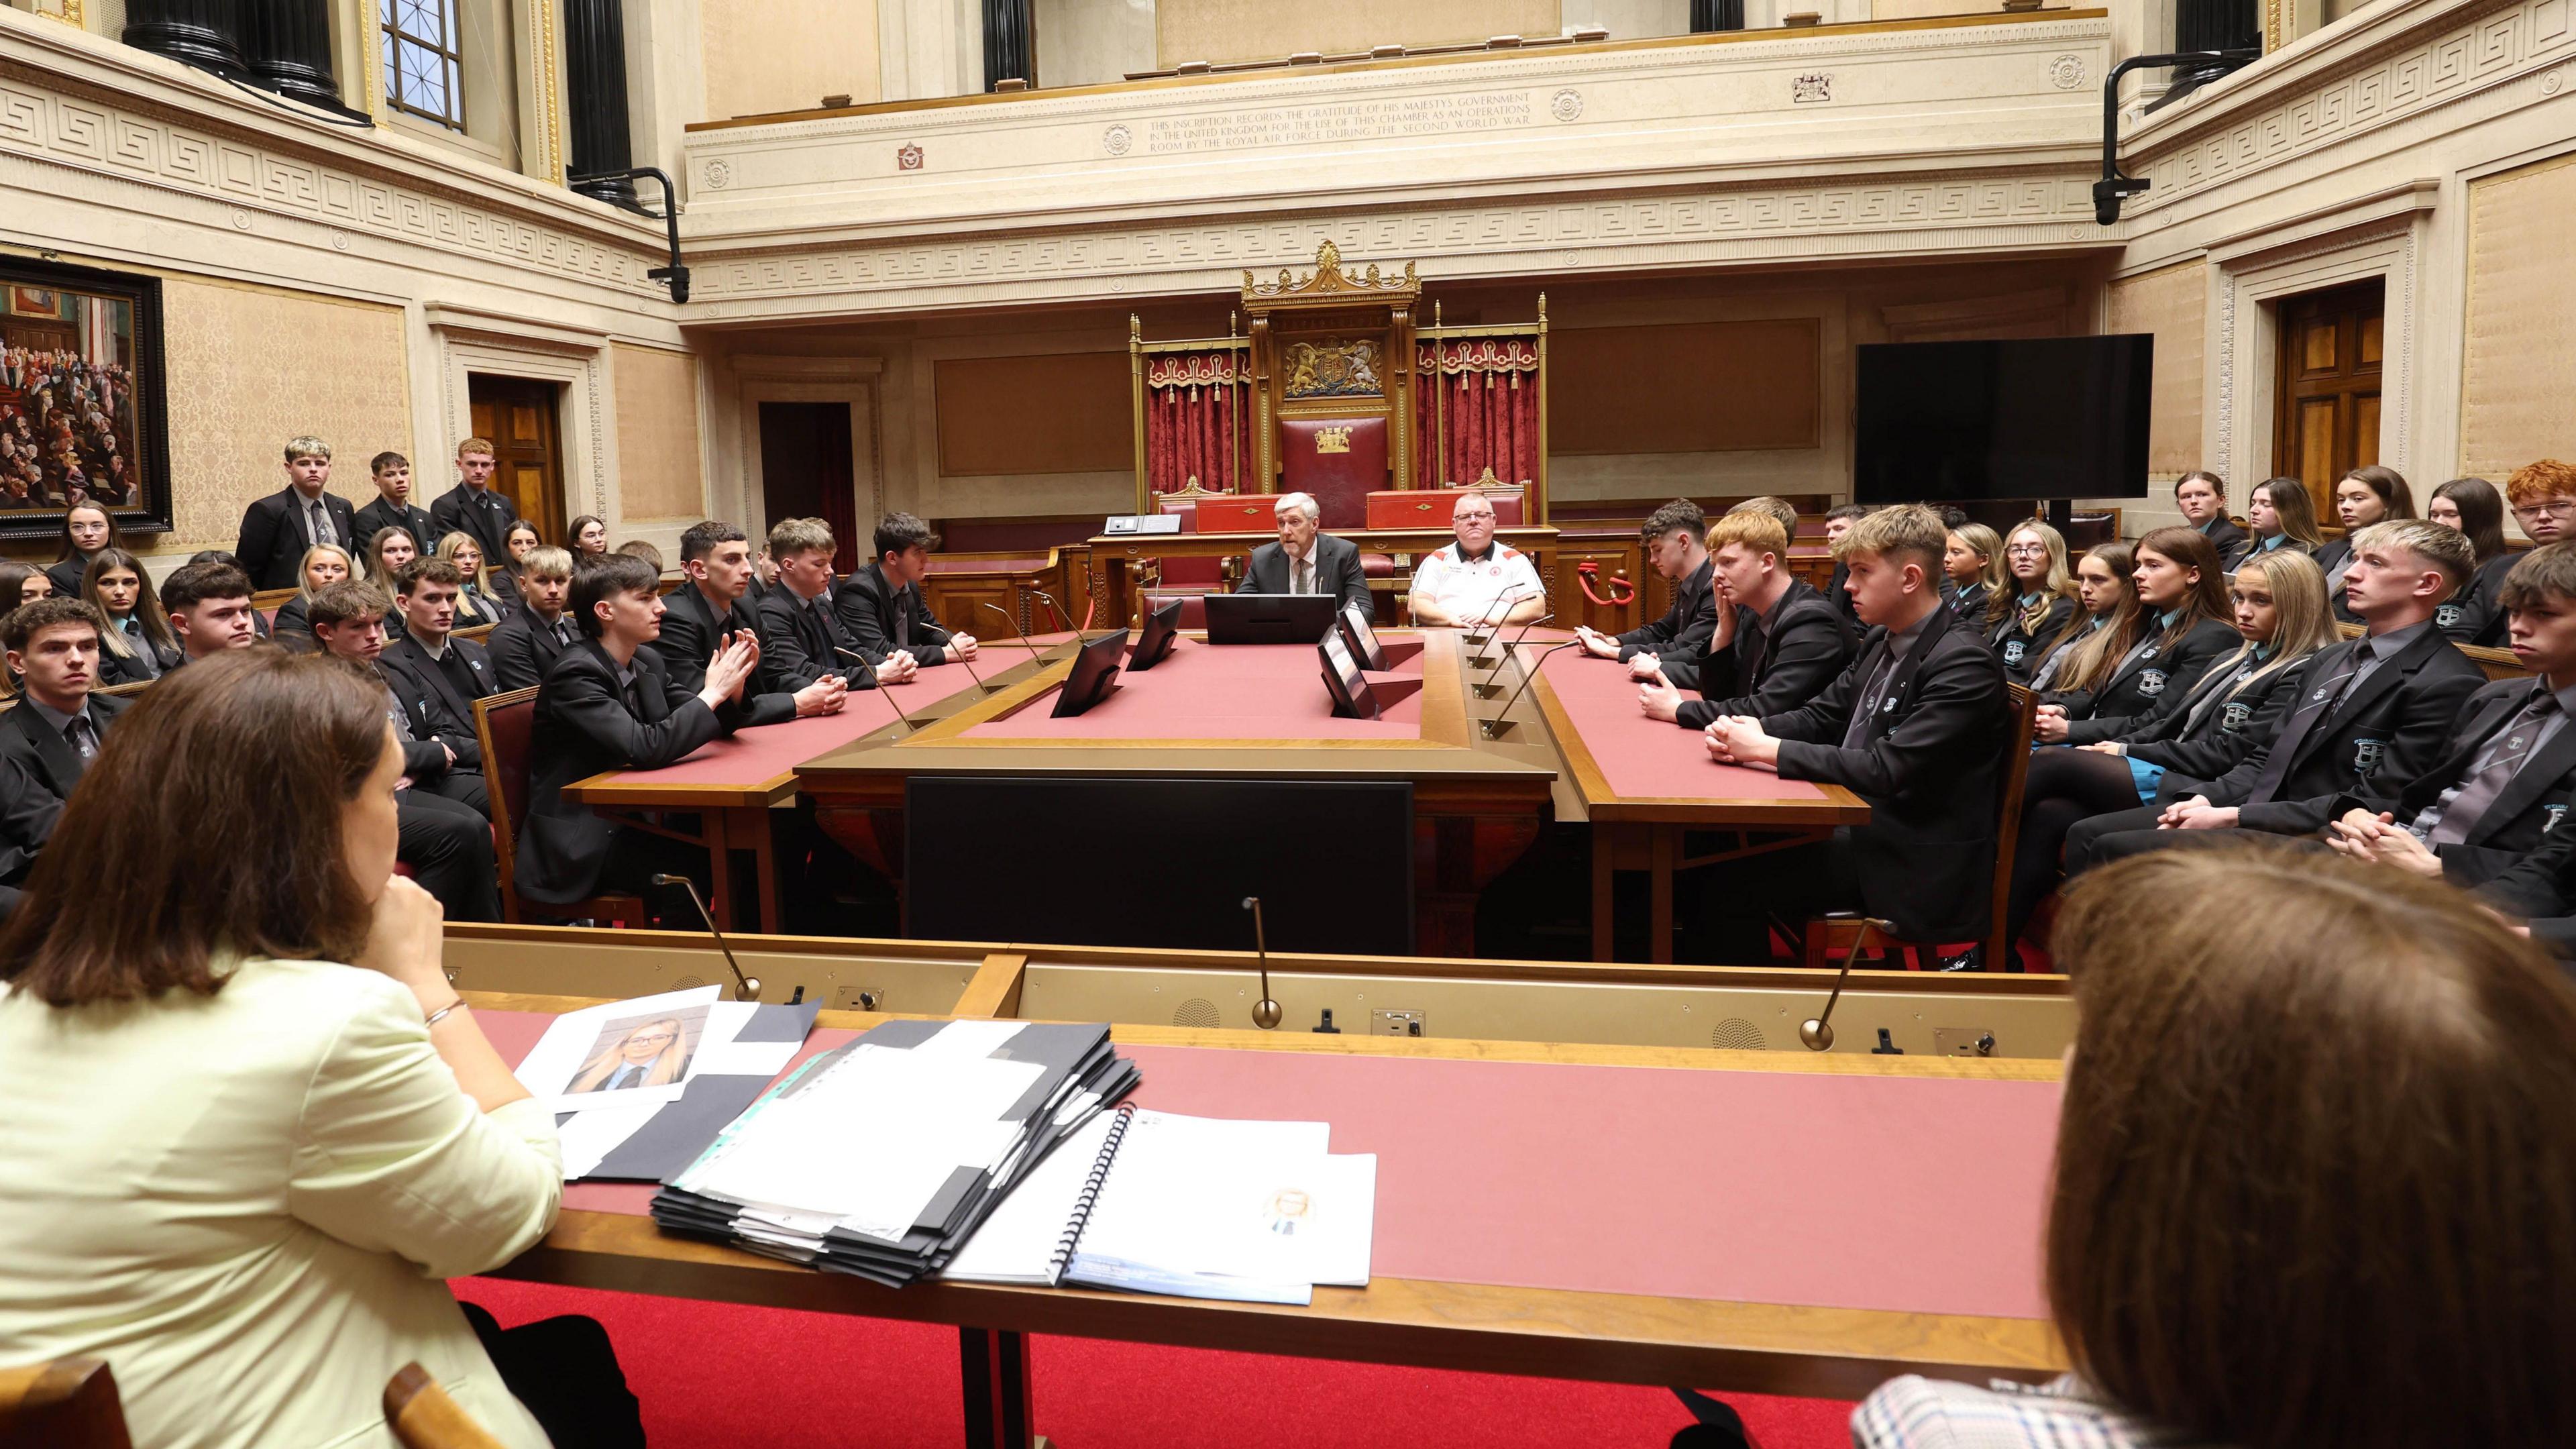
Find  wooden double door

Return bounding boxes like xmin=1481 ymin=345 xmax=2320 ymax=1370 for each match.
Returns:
xmin=467 ymin=374 xmax=568 ymax=544
xmin=2273 ymin=280 xmax=2384 ymax=516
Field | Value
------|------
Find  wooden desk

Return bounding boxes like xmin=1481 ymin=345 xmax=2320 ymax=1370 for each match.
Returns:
xmin=473 ymin=991 xmax=2067 ymax=1449
xmin=1521 ymin=644 xmax=1871 ymax=963
xmin=556 ymin=644 xmax=1076 ymax=931
xmin=1089 ymin=525 xmax=1562 ymax=626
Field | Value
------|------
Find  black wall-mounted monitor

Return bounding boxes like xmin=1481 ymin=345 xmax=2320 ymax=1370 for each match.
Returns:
xmin=1854 ymin=335 xmax=2153 ymax=504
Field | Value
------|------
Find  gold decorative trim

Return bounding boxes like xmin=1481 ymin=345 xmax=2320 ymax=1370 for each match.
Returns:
xmin=1243 ymin=239 xmax=1419 ymax=301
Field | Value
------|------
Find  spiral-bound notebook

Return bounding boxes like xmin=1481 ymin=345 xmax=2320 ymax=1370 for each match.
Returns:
xmin=942 ymin=1105 xmax=1375 ymax=1304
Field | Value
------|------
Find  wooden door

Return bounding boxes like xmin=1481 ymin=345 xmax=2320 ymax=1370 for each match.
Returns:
xmin=2273 ymin=280 xmax=2384 ymax=519
xmin=756 ymin=402 xmax=857 ymax=557
xmin=467 ymin=374 xmax=567 ymax=543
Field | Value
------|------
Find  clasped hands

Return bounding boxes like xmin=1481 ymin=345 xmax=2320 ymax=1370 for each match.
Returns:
xmin=2323 ymin=807 xmax=2443 ymax=878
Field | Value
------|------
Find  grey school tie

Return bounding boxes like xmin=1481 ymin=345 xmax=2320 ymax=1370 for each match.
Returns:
xmin=64 ymin=714 xmax=96 ymax=760
xmin=308 ymin=498 xmax=335 ymax=549
xmin=2426 ymin=694 xmax=2560 ymax=845
xmin=2247 ymin=639 xmax=2369 ymax=803
xmin=1841 ymin=646 xmax=1902 ymax=750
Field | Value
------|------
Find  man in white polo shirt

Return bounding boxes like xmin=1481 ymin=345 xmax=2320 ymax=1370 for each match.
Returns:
xmin=1408 ymin=490 xmax=1545 ymax=628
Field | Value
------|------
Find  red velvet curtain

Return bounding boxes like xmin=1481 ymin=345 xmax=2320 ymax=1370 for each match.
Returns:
xmin=1144 ymin=350 xmax=1253 ymax=495
xmin=1413 ymin=337 xmax=1540 ymax=489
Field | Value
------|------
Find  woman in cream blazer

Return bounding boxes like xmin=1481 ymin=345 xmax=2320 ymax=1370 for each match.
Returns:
xmin=0 ymin=649 xmax=569 ymax=1449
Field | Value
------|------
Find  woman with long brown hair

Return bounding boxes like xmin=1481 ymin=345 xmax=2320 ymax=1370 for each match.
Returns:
xmin=0 ymin=649 xmax=639 ymax=1449
xmin=1857 ymin=847 xmax=2576 ymax=1447
xmin=2315 ymin=464 xmax=2416 ymax=621
xmin=2429 ymin=475 xmax=2516 ymax=646
xmin=2235 ymin=475 xmax=2325 ymax=566
xmin=83 ymin=547 xmax=180 ymax=684
xmin=2036 ymin=526 xmax=2236 ymax=743
xmin=2028 ymin=540 xmax=2137 ymax=694
xmin=44 ymin=502 xmax=124 ymax=599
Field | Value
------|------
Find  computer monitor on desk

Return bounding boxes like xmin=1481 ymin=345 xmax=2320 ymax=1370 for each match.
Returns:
xmin=1051 ymin=629 xmax=1130 ymax=718
xmin=1203 ymin=592 xmax=1340 ymax=645
xmin=1129 ymin=598 xmax=1183 ymax=671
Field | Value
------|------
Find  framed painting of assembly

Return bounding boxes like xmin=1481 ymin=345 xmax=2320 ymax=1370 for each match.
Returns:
xmin=0 ymin=256 xmax=171 ymax=537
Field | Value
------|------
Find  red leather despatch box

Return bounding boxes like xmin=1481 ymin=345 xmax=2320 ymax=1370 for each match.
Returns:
xmin=1278 ymin=417 xmax=1387 ymax=530
xmin=1191 ymin=496 xmax=1279 ymax=533
xmin=1367 ymin=485 xmax=1526 ymax=531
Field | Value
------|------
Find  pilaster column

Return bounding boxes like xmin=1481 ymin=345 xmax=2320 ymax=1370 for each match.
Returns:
xmin=122 ymin=0 xmax=246 ymax=78
xmin=563 ymin=0 xmax=638 ymax=206
xmin=1688 ymin=0 xmax=1743 ymax=32
xmin=239 ymin=0 xmax=342 ymax=110
xmin=981 ymin=0 xmax=1032 ymax=90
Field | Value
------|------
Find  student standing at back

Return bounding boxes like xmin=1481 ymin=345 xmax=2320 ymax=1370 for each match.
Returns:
xmin=351 ymin=451 xmax=437 ymax=557
xmin=234 ymin=437 xmax=357 ymax=591
xmin=427 ymin=437 xmax=519 ymax=567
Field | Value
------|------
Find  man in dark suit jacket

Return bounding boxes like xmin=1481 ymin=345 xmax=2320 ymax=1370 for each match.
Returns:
xmin=0 ymin=751 xmax=62 ymax=924
xmin=352 ymin=451 xmax=439 ymax=557
xmin=1821 ymin=504 xmax=1869 ymax=630
xmin=1235 ymin=491 xmax=1370 ymax=615
xmin=1579 ymin=498 xmax=1719 ymax=691
xmin=426 ymin=438 xmax=518 ymax=566
xmin=517 ymin=553 xmax=762 ymax=909
xmin=1695 ymin=504 xmax=2010 ymax=963
xmin=488 ymin=545 xmax=580 ymax=690
xmin=377 ymin=558 xmax=499 ymax=816
xmin=836 ymin=511 xmax=981 ymax=672
xmin=1642 ymin=510 xmax=1853 ymax=731
xmin=0 ymin=596 xmax=131 ymax=802
xmin=233 ymin=437 xmax=358 ymax=590
xmin=752 ymin=517 xmax=864 ymax=694
xmin=2068 ymin=521 xmax=2487 ymax=871
xmin=657 ymin=520 xmax=841 ymax=724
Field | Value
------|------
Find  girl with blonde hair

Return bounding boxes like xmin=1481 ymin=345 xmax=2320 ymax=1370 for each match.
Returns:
xmin=272 ymin=543 xmax=353 ymax=635
xmin=1942 ymin=523 xmax=2007 ymax=628
xmin=435 ymin=531 xmax=509 ymax=628
xmin=1989 ymin=520 xmax=2077 ymax=683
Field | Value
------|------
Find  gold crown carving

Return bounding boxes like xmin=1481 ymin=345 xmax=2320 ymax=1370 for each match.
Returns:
xmin=1314 ymin=426 xmax=1353 ymax=453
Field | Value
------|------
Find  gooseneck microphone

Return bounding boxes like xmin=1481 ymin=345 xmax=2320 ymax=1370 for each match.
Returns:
xmin=650 ymin=874 xmax=763 ymax=1002
xmin=832 ymin=647 xmax=919 ymax=736
xmin=978 ymin=601 xmax=1052 ymax=679
xmin=1458 ymin=580 xmax=1521 ymax=648
xmin=1241 ymin=896 xmax=1282 ymax=1030
xmin=1799 ymin=916 xmax=1895 ymax=1051
xmin=1029 ymin=589 xmax=1078 ymax=638
xmin=1474 ymin=612 xmax=1556 ymax=698
xmin=1478 ymin=639 xmax=1582 ymax=739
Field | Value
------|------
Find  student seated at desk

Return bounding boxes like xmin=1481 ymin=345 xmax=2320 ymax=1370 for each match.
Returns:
xmin=1409 ymin=490 xmax=1544 ymax=628
xmin=518 ymin=551 xmax=762 ymax=914
xmin=837 ymin=511 xmax=983 ymax=672
xmin=753 ymin=516 xmax=883 ymax=692
xmin=656 ymin=519 xmax=841 ymax=722
xmin=0 ymin=648 xmax=643 ymax=1449
xmin=1578 ymin=498 xmax=1717 ymax=690
xmin=1638 ymin=509 xmax=1851 ymax=729
xmin=488 ymin=545 xmax=579 ymax=690
xmin=1234 ymin=491 xmax=1371 ymax=615
xmin=1691 ymin=504 xmax=2009 ymax=967
xmin=1837 ymin=849 xmax=2576 ymax=1449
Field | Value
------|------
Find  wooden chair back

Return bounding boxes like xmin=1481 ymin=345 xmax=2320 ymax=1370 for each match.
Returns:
xmin=471 ymin=686 xmax=541 ymax=922
xmin=93 ymin=680 xmax=153 ymax=699
xmin=1985 ymin=683 xmax=2042 ymax=969
xmin=0 ymin=1357 xmax=131 ymax=1449
xmin=384 ymin=1363 xmax=506 ymax=1449
xmin=453 ymin=623 xmax=497 ymax=644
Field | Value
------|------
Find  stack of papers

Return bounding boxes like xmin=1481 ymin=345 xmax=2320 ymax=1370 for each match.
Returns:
xmin=649 ymin=1018 xmax=1142 ymax=1286
xmin=943 ymin=1107 xmax=1377 ymax=1307
xmin=510 ymin=986 xmax=824 ymax=1183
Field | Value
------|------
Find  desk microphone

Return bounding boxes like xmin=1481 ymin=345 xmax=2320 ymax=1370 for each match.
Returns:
xmin=1030 ymin=589 xmax=1078 ymax=639
xmin=1799 ymin=916 xmax=1895 ymax=1051
xmin=1473 ymin=612 xmax=1555 ymax=698
xmin=1241 ymin=896 xmax=1282 ymax=1029
xmin=832 ymin=647 xmax=919 ymax=736
xmin=1458 ymin=581 xmax=1522 ymax=649
xmin=979 ymin=601 xmax=1051 ymax=678
xmin=1478 ymin=639 xmax=1580 ymax=739
xmin=649 ymin=875 xmax=762 ymax=1002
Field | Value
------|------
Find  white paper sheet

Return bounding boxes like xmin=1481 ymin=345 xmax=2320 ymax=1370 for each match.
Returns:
xmin=512 ymin=985 xmax=722 ymax=1114
xmin=690 ymin=1039 xmax=802 ymax=1077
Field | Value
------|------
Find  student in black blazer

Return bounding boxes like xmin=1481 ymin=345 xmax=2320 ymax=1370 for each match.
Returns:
xmin=751 ymin=517 xmax=866 ymax=693
xmin=1577 ymin=499 xmax=1719 ymax=691
xmin=2036 ymin=527 xmax=2239 ymax=746
xmin=2222 ymin=477 xmax=2328 ymax=574
xmin=426 ymin=440 xmax=519 ymax=566
xmin=0 ymin=749 xmax=62 ymax=924
xmin=2318 ymin=465 xmax=2417 ymax=623
xmin=2428 ymin=477 xmax=2518 ymax=648
xmin=0 ymin=598 xmax=131 ymax=801
xmin=83 ymin=548 xmax=183 ymax=686
xmin=655 ymin=521 xmax=841 ymax=724
xmin=2006 ymin=548 xmax=2340 ymax=949
xmin=42 ymin=504 xmax=123 ymax=600
xmin=351 ymin=451 xmax=438 ymax=557
xmin=517 ymin=553 xmax=762 ymax=910
xmin=2068 ymin=521 xmax=2485 ymax=872
xmin=376 ymin=558 xmax=500 ymax=816
xmin=487 ymin=545 xmax=580 ymax=690
xmin=1988 ymin=521 xmax=2080 ymax=684
xmin=835 ymin=512 xmax=982 ymax=672
xmin=1234 ymin=492 xmax=1371 ymax=616
xmin=1820 ymin=504 xmax=1869 ymax=631
xmin=1640 ymin=510 xmax=1852 ymax=730
xmin=2174 ymin=470 xmax=2249 ymax=564
xmin=233 ymin=438 xmax=359 ymax=591
xmin=1693 ymin=505 xmax=2010 ymax=962
xmin=1939 ymin=523 xmax=2006 ymax=633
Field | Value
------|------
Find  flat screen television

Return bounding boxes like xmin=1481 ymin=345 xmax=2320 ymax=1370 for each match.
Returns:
xmin=1853 ymin=335 xmax=2153 ymax=504
xmin=906 ymin=777 xmax=1414 ymax=954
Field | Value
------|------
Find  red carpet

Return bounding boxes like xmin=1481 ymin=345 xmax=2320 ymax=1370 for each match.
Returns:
xmin=457 ymin=1277 xmax=1858 ymax=1448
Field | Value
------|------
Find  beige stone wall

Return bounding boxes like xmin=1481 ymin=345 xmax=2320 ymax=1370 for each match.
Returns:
xmin=612 ymin=344 xmax=707 ymax=520
xmin=1157 ymin=0 xmax=1561 ymax=66
xmin=2461 ymin=152 xmax=2576 ymax=480
xmin=158 ymin=278 xmax=412 ymax=555
xmin=2104 ymin=260 xmax=2206 ymax=482
xmin=702 ymin=0 xmax=881 ymax=121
